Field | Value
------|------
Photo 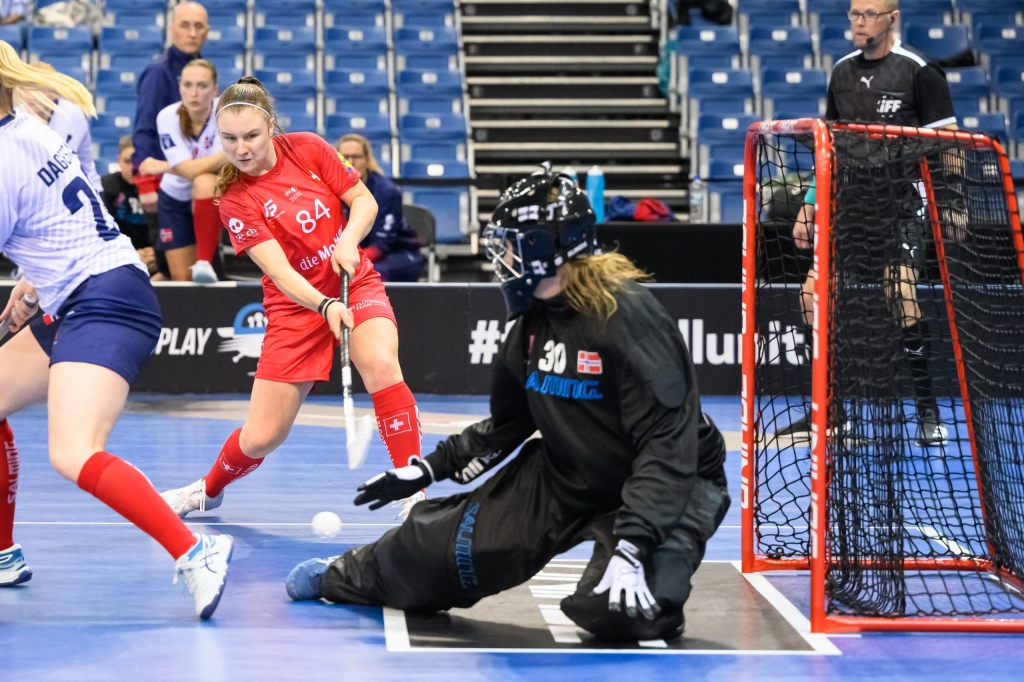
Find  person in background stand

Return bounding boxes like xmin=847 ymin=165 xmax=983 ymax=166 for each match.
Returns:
xmin=0 ymin=1 xmax=26 ymax=25
xmin=131 ymin=1 xmax=208 ymax=278
xmin=101 ymin=136 xmax=160 ymax=278
xmin=336 ymin=134 xmax=424 ymax=282
xmin=139 ymin=58 xmax=224 ymax=283
xmin=285 ymin=167 xmax=729 ymax=642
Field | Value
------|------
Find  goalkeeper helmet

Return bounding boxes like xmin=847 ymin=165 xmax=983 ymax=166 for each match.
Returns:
xmin=483 ymin=163 xmax=599 ymax=319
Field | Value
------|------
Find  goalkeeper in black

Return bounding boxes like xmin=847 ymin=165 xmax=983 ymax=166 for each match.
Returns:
xmin=285 ymin=167 xmax=729 ymax=641
xmin=779 ymin=0 xmax=957 ymax=445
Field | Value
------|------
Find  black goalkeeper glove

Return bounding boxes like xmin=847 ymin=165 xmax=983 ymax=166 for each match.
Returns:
xmin=353 ymin=457 xmax=434 ymax=510
xmin=591 ymin=539 xmax=660 ymax=620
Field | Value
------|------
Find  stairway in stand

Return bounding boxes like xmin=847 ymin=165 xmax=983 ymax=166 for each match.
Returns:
xmin=462 ymin=0 xmax=687 ymax=231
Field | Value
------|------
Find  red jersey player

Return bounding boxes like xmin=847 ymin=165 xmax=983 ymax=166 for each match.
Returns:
xmin=160 ymin=76 xmax=425 ymax=518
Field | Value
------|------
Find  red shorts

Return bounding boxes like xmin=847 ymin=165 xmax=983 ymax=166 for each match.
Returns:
xmin=255 ymin=263 xmax=396 ymax=383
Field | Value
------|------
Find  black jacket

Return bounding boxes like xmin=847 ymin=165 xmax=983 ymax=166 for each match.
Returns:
xmin=425 ymin=281 xmax=726 ymax=555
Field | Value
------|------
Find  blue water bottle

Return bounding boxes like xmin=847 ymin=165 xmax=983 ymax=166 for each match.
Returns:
xmin=586 ymin=165 xmax=605 ymax=223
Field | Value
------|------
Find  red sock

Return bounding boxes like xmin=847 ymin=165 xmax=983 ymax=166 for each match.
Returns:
xmin=0 ymin=420 xmax=18 ymax=550
xmin=192 ymin=197 xmax=222 ymax=263
xmin=371 ymin=382 xmax=421 ymax=468
xmin=77 ymin=451 xmax=196 ymax=559
xmin=203 ymin=428 xmax=264 ymax=498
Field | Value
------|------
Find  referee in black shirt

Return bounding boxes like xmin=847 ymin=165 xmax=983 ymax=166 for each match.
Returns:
xmin=781 ymin=0 xmax=957 ymax=445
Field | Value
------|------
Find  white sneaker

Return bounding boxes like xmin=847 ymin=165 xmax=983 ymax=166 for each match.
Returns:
xmin=161 ymin=478 xmax=223 ymax=518
xmin=393 ymin=490 xmax=427 ymax=522
xmin=174 ymin=533 xmax=233 ymax=620
xmin=190 ymin=259 xmax=218 ymax=284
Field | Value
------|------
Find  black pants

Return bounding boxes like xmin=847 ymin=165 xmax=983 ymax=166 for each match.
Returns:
xmin=321 ymin=440 xmax=730 ymax=640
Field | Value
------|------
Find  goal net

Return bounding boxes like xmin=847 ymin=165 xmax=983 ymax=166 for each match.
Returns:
xmin=741 ymin=119 xmax=1024 ymax=632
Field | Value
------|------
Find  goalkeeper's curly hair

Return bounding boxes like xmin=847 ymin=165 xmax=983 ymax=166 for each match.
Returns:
xmin=561 ymin=252 xmax=651 ymax=323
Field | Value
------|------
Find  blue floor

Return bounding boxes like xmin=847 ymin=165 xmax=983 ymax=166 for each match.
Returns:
xmin=0 ymin=395 xmax=1021 ymax=681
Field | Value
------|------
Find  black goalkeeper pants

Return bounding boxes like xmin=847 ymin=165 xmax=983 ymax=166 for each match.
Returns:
xmin=320 ymin=441 xmax=730 ymax=639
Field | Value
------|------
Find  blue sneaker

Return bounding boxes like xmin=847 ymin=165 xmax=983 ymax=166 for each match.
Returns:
xmin=0 ymin=544 xmax=32 ymax=586
xmin=286 ymin=556 xmax=339 ymax=601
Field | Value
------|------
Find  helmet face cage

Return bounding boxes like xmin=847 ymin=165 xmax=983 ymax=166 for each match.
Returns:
xmin=483 ymin=166 xmax=598 ymax=318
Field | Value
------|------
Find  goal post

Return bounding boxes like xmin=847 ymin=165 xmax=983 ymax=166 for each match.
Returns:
xmin=741 ymin=118 xmax=1024 ymax=633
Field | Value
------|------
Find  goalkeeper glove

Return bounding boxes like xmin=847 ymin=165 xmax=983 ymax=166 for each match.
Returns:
xmin=591 ymin=539 xmax=660 ymax=620
xmin=353 ymin=457 xmax=433 ymax=510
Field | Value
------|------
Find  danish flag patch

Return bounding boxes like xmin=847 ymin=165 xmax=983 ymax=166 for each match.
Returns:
xmin=576 ymin=350 xmax=603 ymax=375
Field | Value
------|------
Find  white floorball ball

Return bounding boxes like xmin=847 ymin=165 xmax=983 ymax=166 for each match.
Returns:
xmin=311 ymin=511 xmax=343 ymax=538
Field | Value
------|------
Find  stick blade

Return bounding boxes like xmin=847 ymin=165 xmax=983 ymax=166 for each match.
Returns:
xmin=347 ymin=415 xmax=375 ymax=470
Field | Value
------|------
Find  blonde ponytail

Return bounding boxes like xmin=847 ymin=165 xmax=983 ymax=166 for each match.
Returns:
xmin=561 ymin=252 xmax=652 ymax=322
xmin=0 ymin=41 xmax=95 ymax=117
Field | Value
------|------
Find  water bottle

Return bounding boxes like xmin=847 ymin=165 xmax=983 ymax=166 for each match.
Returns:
xmin=560 ymin=165 xmax=578 ymax=184
xmin=586 ymin=165 xmax=606 ymax=223
xmin=689 ymin=175 xmax=706 ymax=223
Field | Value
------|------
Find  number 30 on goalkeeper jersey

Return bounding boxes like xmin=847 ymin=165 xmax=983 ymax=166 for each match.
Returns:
xmin=0 ymin=112 xmax=142 ymax=314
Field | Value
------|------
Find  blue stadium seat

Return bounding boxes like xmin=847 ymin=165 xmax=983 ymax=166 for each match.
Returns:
xmin=274 ymin=111 xmax=318 ymax=133
xmin=323 ymin=3 xmax=387 ymax=30
xmin=253 ymin=26 xmax=318 ymax=69
xmin=899 ymin=0 xmax=956 ymax=24
xmin=32 ymin=52 xmax=91 ymax=84
xmin=818 ymin=25 xmax=857 ymax=70
xmin=252 ymin=68 xmax=317 ymax=94
xmin=392 ymin=0 xmax=457 ymax=30
xmin=203 ymin=26 xmax=246 ymax=65
xmin=206 ymin=2 xmax=248 ymax=30
xmin=902 ymin=25 xmax=973 ymax=65
xmin=674 ymin=27 xmax=741 ymax=101
xmin=398 ymin=160 xmax=472 ymax=243
xmin=0 ymin=23 xmax=25 ymax=51
xmin=945 ymin=66 xmax=989 ymax=116
xmin=396 ymin=69 xmax=464 ymax=115
xmin=95 ymin=68 xmax=138 ymax=94
xmin=738 ymin=0 xmax=802 ymax=30
xmin=326 ymin=113 xmax=392 ymax=139
xmin=92 ymin=113 xmax=134 ymax=140
xmin=95 ymin=94 xmax=138 ymax=118
xmin=323 ymin=27 xmax=389 ymax=72
xmin=975 ymin=25 xmax=1024 ymax=73
xmin=218 ymin=67 xmax=244 ymax=87
xmin=98 ymin=26 xmax=164 ymax=56
xmin=324 ymin=69 xmax=391 ymax=117
xmin=685 ymin=68 xmax=755 ymax=132
xmin=706 ymin=159 xmax=744 ymax=222
xmin=28 ymin=26 xmax=92 ymax=59
xmin=394 ymin=27 xmax=460 ymax=72
xmin=694 ymin=113 xmax=758 ymax=180
xmin=102 ymin=53 xmax=155 ymax=72
xmin=102 ymin=4 xmax=166 ymax=30
xmin=960 ymin=113 xmax=1009 ymax=146
xmin=747 ymin=26 xmax=814 ymax=72
xmin=398 ymin=113 xmax=468 ymax=162
xmin=323 ymin=122 xmax=394 ymax=172
xmin=806 ymin=0 xmax=851 ymax=31
xmin=993 ymin=66 xmax=1024 ymax=118
xmin=253 ymin=0 xmax=317 ymax=30
xmin=760 ymin=68 xmax=828 ymax=119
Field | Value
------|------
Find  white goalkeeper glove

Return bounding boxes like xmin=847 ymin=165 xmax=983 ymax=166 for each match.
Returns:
xmin=353 ymin=458 xmax=433 ymax=510
xmin=592 ymin=539 xmax=660 ymax=620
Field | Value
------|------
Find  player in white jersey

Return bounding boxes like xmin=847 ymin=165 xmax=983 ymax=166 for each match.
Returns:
xmin=0 ymin=41 xmax=232 ymax=619
xmin=139 ymin=59 xmax=225 ymax=283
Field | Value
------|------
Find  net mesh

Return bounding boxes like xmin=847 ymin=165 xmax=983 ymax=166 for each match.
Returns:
xmin=748 ymin=122 xmax=1024 ymax=622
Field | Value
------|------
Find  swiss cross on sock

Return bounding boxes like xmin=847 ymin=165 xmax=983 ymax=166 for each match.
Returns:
xmin=577 ymin=350 xmax=603 ymax=375
xmin=383 ymin=410 xmax=413 ymax=436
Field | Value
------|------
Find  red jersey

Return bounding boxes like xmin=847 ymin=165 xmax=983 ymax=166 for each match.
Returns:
xmin=218 ymin=132 xmax=364 ymax=316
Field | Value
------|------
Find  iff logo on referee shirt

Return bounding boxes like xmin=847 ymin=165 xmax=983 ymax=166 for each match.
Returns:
xmin=576 ymin=350 xmax=603 ymax=375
